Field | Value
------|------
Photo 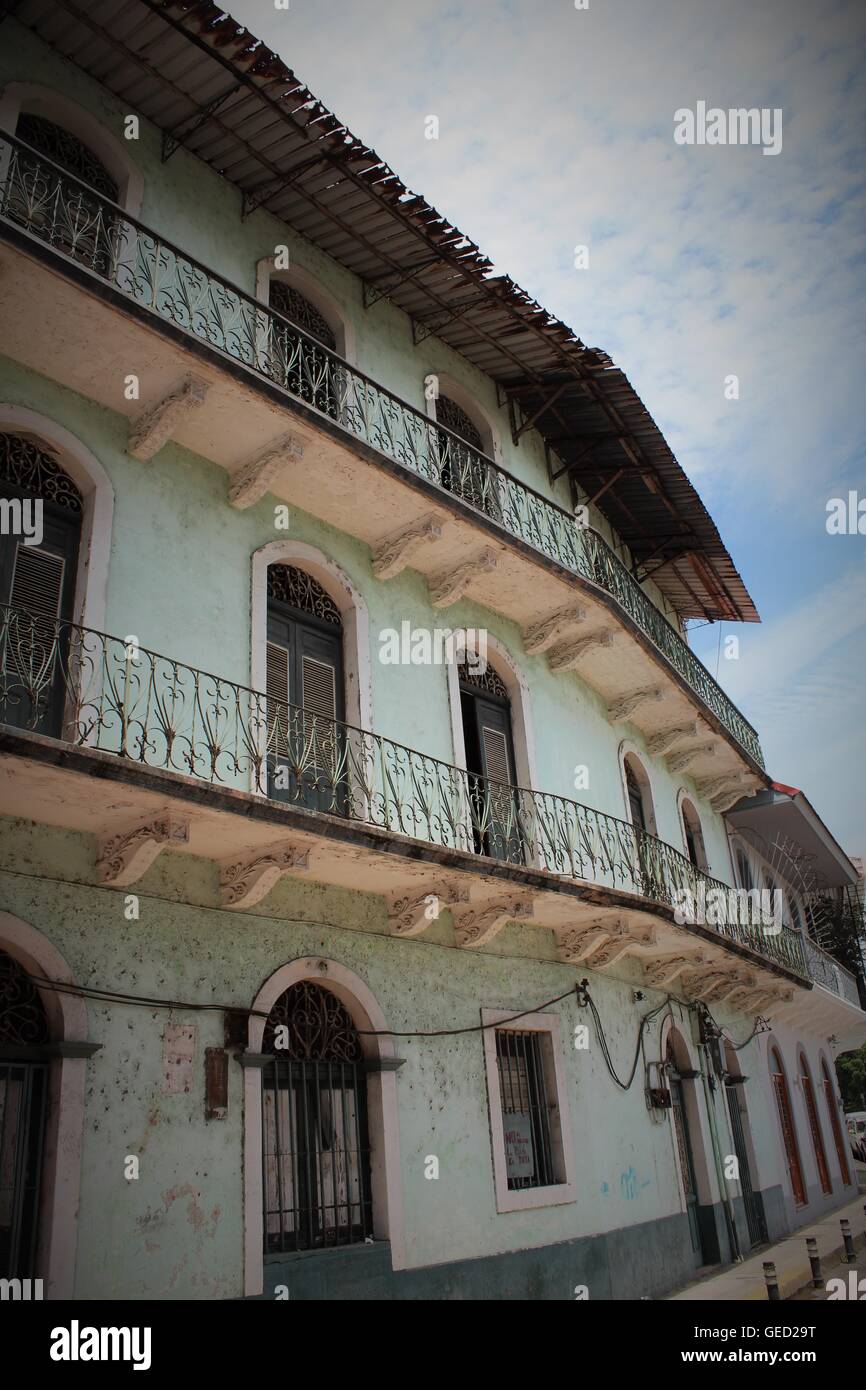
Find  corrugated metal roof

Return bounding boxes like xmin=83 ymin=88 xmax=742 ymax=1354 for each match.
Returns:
xmin=2 ymin=0 xmax=760 ymax=621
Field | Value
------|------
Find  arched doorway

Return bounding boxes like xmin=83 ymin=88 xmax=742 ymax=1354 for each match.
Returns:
xmin=265 ymin=563 xmax=346 ymax=813
xmin=0 ymin=948 xmax=50 ymax=1278
xmin=458 ymin=659 xmax=523 ymax=863
xmin=261 ymin=980 xmax=373 ymax=1253
xmin=0 ymin=432 xmax=83 ymax=736
xmin=680 ymin=796 xmax=708 ymax=873
xmin=799 ymin=1052 xmax=832 ymax=1196
xmin=769 ymin=1046 xmax=806 ymax=1207
xmin=622 ymin=751 xmax=659 ymax=898
xmin=820 ymin=1057 xmax=851 ymax=1187
xmin=665 ymin=1031 xmax=708 ymax=1263
xmin=723 ymin=1042 xmax=767 ymax=1247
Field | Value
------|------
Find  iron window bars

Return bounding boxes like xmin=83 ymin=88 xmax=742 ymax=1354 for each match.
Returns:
xmin=495 ymin=1028 xmax=558 ymax=1190
xmin=0 ymin=130 xmax=764 ymax=769
xmin=0 ymin=602 xmax=806 ymax=980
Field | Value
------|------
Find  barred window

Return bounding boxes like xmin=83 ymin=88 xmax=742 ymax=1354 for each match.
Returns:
xmin=494 ymin=1027 xmax=563 ymax=1192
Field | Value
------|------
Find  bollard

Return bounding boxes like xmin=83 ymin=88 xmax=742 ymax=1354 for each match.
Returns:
xmin=763 ymin=1260 xmax=780 ymax=1301
xmin=840 ymin=1219 xmax=855 ymax=1264
xmin=806 ymin=1236 xmax=822 ymax=1288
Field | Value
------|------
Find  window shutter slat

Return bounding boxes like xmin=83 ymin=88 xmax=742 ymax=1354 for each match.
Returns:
xmin=9 ymin=546 xmax=65 ymax=619
xmin=266 ymin=641 xmax=290 ymax=758
xmin=481 ymin=723 xmax=511 ymax=786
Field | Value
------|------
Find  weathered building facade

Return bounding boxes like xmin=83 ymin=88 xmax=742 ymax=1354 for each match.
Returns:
xmin=0 ymin=1 xmax=863 ymax=1301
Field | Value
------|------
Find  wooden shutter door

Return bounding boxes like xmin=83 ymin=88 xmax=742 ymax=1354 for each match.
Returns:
xmin=299 ymin=625 xmax=343 ymax=813
xmin=475 ymin=697 xmax=522 ymax=864
xmin=1 ymin=505 xmax=78 ymax=735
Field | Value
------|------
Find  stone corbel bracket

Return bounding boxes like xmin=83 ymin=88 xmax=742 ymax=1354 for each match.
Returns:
xmin=97 ymin=813 xmax=190 ymax=887
xmin=647 ymin=722 xmax=700 ymax=757
xmin=127 ymin=377 xmax=208 ymax=461
xmin=228 ymin=431 xmax=307 ymax=509
xmin=429 ymin=549 xmax=497 ymax=608
xmin=607 ymin=686 xmax=664 ymax=725
xmin=373 ymin=513 xmax=443 ymax=581
xmin=665 ymin=741 xmax=717 ymax=776
xmin=556 ymin=917 xmax=624 ymax=965
xmin=220 ymin=842 xmax=310 ymax=909
xmin=584 ymin=924 xmax=657 ymax=971
xmin=547 ymin=628 xmax=614 ymax=673
xmin=387 ymin=879 xmax=470 ymax=938
xmin=452 ymin=894 xmax=534 ymax=950
xmin=523 ymin=604 xmax=587 ymax=655
xmin=642 ymin=951 xmax=708 ymax=989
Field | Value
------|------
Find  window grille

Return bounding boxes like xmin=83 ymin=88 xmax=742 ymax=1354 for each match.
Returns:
xmin=436 ymin=395 xmax=483 ymax=450
xmin=495 ymin=1028 xmax=557 ymax=1190
xmin=15 ymin=114 xmax=119 ymax=201
xmin=458 ymin=660 xmax=508 ymax=701
xmin=268 ymin=281 xmax=336 ymax=351
xmin=261 ymin=981 xmax=373 ymax=1253
xmin=267 ymin=565 xmax=341 ymax=626
xmin=0 ymin=434 xmax=83 ymax=513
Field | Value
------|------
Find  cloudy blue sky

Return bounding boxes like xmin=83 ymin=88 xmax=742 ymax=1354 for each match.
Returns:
xmin=232 ymin=0 xmax=866 ymax=860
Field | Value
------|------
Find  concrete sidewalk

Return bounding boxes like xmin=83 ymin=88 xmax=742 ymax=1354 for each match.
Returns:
xmin=669 ymin=1193 xmax=866 ymax=1301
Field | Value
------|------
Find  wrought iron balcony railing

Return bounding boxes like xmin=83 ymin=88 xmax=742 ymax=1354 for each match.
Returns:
xmin=0 ymin=131 xmax=764 ymax=769
xmin=801 ymin=938 xmax=861 ymax=1009
xmin=0 ymin=604 xmax=798 ymax=979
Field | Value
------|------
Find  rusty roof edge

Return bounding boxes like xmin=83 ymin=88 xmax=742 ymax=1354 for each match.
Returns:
xmin=75 ymin=0 xmax=760 ymax=622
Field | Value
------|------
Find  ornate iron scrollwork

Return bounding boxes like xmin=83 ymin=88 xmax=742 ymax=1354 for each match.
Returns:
xmin=263 ymin=980 xmax=363 ymax=1062
xmin=436 ymin=395 xmax=483 ymax=450
xmin=0 ymin=949 xmax=50 ymax=1046
xmin=458 ymin=660 xmax=508 ymax=701
xmin=268 ymin=281 xmax=337 ymax=351
xmin=0 ymin=433 xmax=83 ymax=513
xmin=267 ymin=565 xmax=342 ymax=626
xmin=15 ymin=113 xmax=119 ymax=201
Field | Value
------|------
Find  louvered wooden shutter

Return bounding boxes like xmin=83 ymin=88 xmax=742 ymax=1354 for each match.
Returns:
xmin=266 ymin=641 xmax=290 ymax=758
xmin=9 ymin=545 xmax=65 ymax=619
xmin=302 ymin=653 xmax=337 ymax=769
xmin=481 ymin=723 xmax=511 ymax=787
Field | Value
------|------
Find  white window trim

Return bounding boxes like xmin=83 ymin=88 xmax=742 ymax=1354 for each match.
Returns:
xmin=617 ymin=740 xmax=658 ymax=837
xmin=0 ymin=405 xmax=114 ymax=633
xmin=0 ymin=83 xmax=143 ymax=215
xmin=482 ymin=1007 xmax=577 ymax=1213
xmin=677 ymin=788 xmax=709 ymax=873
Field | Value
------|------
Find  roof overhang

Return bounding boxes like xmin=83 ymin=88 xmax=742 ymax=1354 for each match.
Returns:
xmin=726 ymin=785 xmax=860 ymax=888
xmin=1 ymin=0 xmax=760 ymax=624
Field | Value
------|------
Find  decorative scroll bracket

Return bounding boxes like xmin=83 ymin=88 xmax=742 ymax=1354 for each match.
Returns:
xmin=607 ymin=686 xmax=664 ymax=725
xmin=429 ymin=549 xmax=497 ymax=608
xmin=372 ymin=513 xmax=443 ymax=581
xmin=452 ymin=894 xmax=533 ymax=949
xmin=228 ymin=432 xmax=307 ymax=509
xmin=583 ymin=925 xmax=657 ymax=970
xmin=127 ymin=377 xmax=208 ymax=460
xmin=647 ymin=722 xmax=700 ymax=756
xmin=694 ymin=773 xmax=742 ymax=801
xmin=643 ymin=951 xmax=708 ymax=988
xmin=523 ymin=604 xmax=587 ymax=655
xmin=556 ymin=918 xmax=624 ymax=965
xmin=665 ymin=741 xmax=717 ymax=775
xmin=220 ymin=842 xmax=311 ymax=909
xmin=97 ymin=813 xmax=190 ymax=887
xmin=387 ymin=879 xmax=470 ymax=937
xmin=547 ymin=628 xmax=614 ymax=672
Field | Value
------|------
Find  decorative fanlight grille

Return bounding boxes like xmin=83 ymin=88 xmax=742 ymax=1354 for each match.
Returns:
xmin=263 ymin=981 xmax=363 ymax=1062
xmin=0 ymin=950 xmax=50 ymax=1046
xmin=436 ymin=395 xmax=484 ymax=450
xmin=267 ymin=565 xmax=341 ymax=626
xmin=458 ymin=660 xmax=508 ymax=701
xmin=15 ymin=113 xmax=119 ymax=201
xmin=268 ymin=281 xmax=337 ymax=351
xmin=0 ymin=433 xmax=83 ymax=513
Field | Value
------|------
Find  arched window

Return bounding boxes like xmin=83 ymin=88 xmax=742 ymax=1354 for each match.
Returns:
xmin=769 ymin=1046 xmax=806 ymax=1206
xmin=458 ymin=658 xmax=524 ymax=864
xmin=680 ymin=796 xmax=708 ymax=872
xmin=665 ymin=1031 xmax=706 ymax=1261
xmin=12 ymin=111 xmax=121 ymax=275
xmin=434 ymin=392 xmax=502 ymax=522
xmin=15 ymin=112 xmax=119 ymax=200
xmin=267 ymin=278 xmax=345 ymax=421
xmin=265 ymin=564 xmax=345 ymax=812
xmin=0 ymin=948 xmax=50 ymax=1278
xmin=261 ymin=980 xmax=373 ymax=1252
xmin=820 ymin=1058 xmax=851 ymax=1187
xmin=0 ymin=432 xmax=83 ymax=736
xmin=621 ymin=751 xmax=659 ymax=897
xmin=799 ymin=1052 xmax=832 ymax=1195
